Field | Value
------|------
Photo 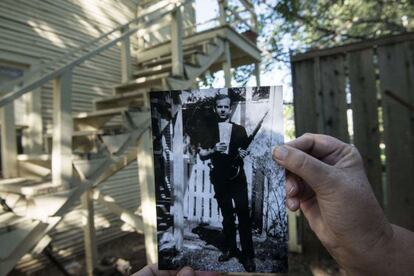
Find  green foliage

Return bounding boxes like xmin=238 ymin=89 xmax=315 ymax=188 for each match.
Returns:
xmin=255 ymin=0 xmax=414 ymax=69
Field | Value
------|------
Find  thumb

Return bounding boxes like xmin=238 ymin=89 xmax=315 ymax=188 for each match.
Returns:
xmin=273 ymin=145 xmax=334 ymax=191
xmin=177 ymin=267 xmax=195 ymax=276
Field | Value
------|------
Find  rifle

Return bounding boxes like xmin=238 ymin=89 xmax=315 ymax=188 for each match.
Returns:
xmin=228 ymin=110 xmax=269 ymax=180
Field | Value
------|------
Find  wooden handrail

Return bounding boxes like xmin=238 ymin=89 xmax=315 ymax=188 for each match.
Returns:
xmin=0 ymin=0 xmax=190 ymax=108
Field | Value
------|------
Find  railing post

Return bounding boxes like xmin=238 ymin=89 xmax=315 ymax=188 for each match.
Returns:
xmin=223 ymin=40 xmax=232 ymax=87
xmin=137 ymin=124 xmax=157 ymax=264
xmin=120 ymin=25 xmax=133 ymax=83
xmin=0 ymin=103 xmax=18 ymax=178
xmin=171 ymin=5 xmax=184 ymax=77
xmin=52 ymin=70 xmax=73 ymax=189
xmin=219 ymin=0 xmax=227 ymax=26
xmin=81 ymin=188 xmax=98 ymax=276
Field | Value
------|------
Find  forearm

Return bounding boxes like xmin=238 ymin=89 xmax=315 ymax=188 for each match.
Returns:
xmin=341 ymin=224 xmax=414 ymax=275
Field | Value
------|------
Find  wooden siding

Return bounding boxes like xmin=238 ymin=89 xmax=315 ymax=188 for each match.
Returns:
xmin=0 ymin=0 xmax=142 ymax=272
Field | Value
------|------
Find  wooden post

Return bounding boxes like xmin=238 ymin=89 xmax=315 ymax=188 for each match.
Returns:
xmin=0 ymin=102 xmax=18 ymax=178
xmin=218 ymin=0 xmax=227 ymax=26
xmin=254 ymin=62 xmax=261 ymax=87
xmin=172 ymin=107 xmax=184 ymax=250
xmin=81 ymin=188 xmax=98 ymax=276
xmin=223 ymin=40 xmax=232 ymax=87
xmin=171 ymin=5 xmax=184 ymax=77
xmin=23 ymin=81 xmax=43 ymax=154
xmin=52 ymin=70 xmax=73 ymax=189
xmin=137 ymin=118 xmax=157 ymax=264
xmin=120 ymin=25 xmax=132 ymax=83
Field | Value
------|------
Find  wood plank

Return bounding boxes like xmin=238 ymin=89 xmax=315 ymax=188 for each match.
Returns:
xmin=223 ymin=40 xmax=232 ymax=87
xmin=378 ymin=42 xmax=414 ymax=231
xmin=172 ymin=105 xmax=185 ymax=249
xmin=291 ymin=59 xmax=326 ymax=258
xmin=81 ymin=188 xmax=98 ymax=276
xmin=0 ymin=101 xmax=18 ymax=178
xmin=319 ymin=54 xmax=349 ymax=142
xmin=348 ymin=49 xmax=383 ymax=206
xmin=52 ymin=70 xmax=73 ymax=189
xmin=137 ymin=125 xmax=157 ymax=264
xmin=292 ymin=59 xmax=318 ymax=135
xmin=120 ymin=25 xmax=132 ymax=82
xmin=171 ymin=6 xmax=184 ymax=77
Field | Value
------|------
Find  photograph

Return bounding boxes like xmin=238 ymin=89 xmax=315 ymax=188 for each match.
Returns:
xmin=150 ymin=86 xmax=287 ymax=273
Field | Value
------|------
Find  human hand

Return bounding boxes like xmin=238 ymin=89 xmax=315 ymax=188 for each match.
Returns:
xmin=273 ymin=133 xmax=393 ymax=275
xmin=238 ymin=148 xmax=249 ymax=158
xmin=133 ymin=264 xmax=219 ymax=276
xmin=214 ymin=142 xmax=227 ymax=153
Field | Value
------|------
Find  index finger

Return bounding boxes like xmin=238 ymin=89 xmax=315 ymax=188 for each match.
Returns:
xmin=286 ymin=133 xmax=347 ymax=160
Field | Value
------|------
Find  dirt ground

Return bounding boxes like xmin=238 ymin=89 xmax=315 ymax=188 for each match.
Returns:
xmin=12 ymin=232 xmax=343 ymax=276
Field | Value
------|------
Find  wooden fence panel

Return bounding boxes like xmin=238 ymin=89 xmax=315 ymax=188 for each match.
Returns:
xmin=319 ymin=54 xmax=349 ymax=142
xmin=348 ymin=49 xmax=383 ymax=206
xmin=378 ymin=42 xmax=414 ymax=231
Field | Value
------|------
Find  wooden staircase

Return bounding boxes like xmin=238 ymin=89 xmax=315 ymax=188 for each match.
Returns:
xmin=0 ymin=33 xmax=234 ymax=276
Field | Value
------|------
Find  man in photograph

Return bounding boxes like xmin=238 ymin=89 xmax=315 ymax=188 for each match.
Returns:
xmin=198 ymin=94 xmax=255 ymax=272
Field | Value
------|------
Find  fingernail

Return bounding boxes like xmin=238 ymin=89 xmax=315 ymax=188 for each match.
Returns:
xmin=177 ymin=267 xmax=195 ymax=276
xmin=274 ymin=146 xmax=288 ymax=161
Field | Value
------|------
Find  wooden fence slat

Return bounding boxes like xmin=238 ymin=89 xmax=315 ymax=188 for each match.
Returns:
xmin=378 ymin=42 xmax=414 ymax=231
xmin=348 ymin=49 xmax=383 ymax=206
xmin=292 ymin=59 xmax=318 ymax=135
xmin=292 ymin=59 xmax=326 ymax=258
xmin=319 ymin=55 xmax=349 ymax=142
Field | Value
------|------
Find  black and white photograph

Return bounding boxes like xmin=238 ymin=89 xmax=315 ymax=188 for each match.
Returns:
xmin=150 ymin=86 xmax=287 ymax=273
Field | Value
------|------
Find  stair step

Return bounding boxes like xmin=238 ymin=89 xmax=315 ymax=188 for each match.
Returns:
xmin=74 ymin=107 xmax=142 ymax=131
xmin=134 ymin=63 xmax=172 ymax=78
xmin=139 ymin=48 xmax=203 ymax=68
xmin=0 ymin=179 xmax=60 ymax=197
xmin=115 ymin=73 xmax=169 ymax=95
xmin=94 ymin=90 xmax=146 ymax=110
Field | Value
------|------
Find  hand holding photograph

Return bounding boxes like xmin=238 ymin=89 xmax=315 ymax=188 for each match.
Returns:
xmin=149 ymin=86 xmax=287 ymax=273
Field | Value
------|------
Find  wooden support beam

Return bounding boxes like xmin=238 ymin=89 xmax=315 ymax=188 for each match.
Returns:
xmin=171 ymin=5 xmax=184 ymax=77
xmin=218 ymin=0 xmax=227 ymax=26
xmin=81 ymin=188 xmax=98 ymax=276
xmin=254 ymin=62 xmax=261 ymax=87
xmin=223 ymin=40 xmax=232 ymax=87
xmin=52 ymin=71 xmax=73 ymax=189
xmin=137 ymin=123 xmax=157 ymax=264
xmin=22 ymin=84 xmax=43 ymax=154
xmin=120 ymin=26 xmax=133 ymax=83
xmin=173 ymin=107 xmax=184 ymax=250
xmin=0 ymin=102 xmax=18 ymax=178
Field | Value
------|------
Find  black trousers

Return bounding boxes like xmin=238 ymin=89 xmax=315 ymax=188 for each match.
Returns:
xmin=214 ymin=172 xmax=254 ymax=259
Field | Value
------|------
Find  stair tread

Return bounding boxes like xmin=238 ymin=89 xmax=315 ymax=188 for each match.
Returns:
xmin=0 ymin=179 xmax=59 ymax=196
xmin=115 ymin=72 xmax=169 ymax=90
xmin=74 ymin=106 xmax=144 ymax=119
xmin=95 ymin=90 xmax=146 ymax=104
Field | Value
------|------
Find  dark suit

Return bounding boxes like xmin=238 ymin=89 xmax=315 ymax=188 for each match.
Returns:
xmin=200 ymin=121 xmax=254 ymax=259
